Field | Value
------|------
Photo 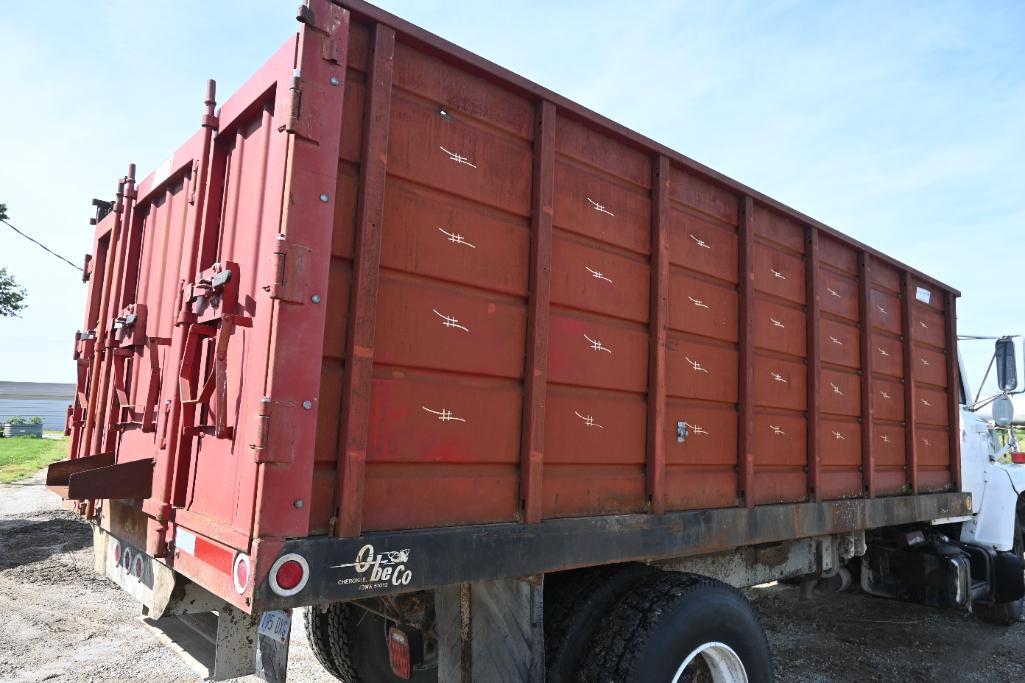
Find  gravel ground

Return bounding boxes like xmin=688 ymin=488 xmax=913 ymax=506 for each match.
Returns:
xmin=2 ymin=472 xmax=1023 ymax=682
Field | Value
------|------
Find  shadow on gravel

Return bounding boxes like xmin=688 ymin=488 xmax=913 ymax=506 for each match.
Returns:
xmin=0 ymin=514 xmax=91 ymax=570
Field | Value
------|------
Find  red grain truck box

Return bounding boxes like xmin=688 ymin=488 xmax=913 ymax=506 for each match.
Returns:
xmin=48 ymin=2 xmax=997 ymax=681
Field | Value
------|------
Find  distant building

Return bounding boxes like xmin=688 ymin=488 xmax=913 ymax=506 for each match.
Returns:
xmin=0 ymin=381 xmax=75 ymax=431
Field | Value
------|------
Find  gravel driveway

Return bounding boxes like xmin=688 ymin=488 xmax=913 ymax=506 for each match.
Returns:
xmin=2 ymin=472 xmax=1023 ymax=682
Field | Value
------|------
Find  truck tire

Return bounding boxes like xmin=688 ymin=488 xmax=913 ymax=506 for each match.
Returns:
xmin=305 ymin=604 xmax=356 ymax=681
xmin=304 ymin=603 xmax=437 ymax=682
xmin=579 ymin=572 xmax=773 ymax=683
xmin=544 ymin=563 xmax=661 ymax=682
xmin=976 ymin=510 xmax=1025 ymax=626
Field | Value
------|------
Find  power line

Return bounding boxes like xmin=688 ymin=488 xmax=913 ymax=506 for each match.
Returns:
xmin=1 ymin=217 xmax=82 ymax=273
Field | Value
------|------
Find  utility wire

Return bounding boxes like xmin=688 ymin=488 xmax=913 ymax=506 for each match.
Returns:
xmin=1 ymin=217 xmax=83 ymax=273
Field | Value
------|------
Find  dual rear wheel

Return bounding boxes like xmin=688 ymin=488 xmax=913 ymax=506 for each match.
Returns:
xmin=546 ymin=565 xmax=772 ymax=682
xmin=306 ymin=566 xmax=771 ymax=682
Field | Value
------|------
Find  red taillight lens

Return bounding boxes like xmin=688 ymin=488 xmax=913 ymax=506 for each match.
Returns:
xmin=387 ymin=626 xmax=412 ymax=680
xmin=275 ymin=560 xmax=304 ymax=590
xmin=1012 ymin=452 xmax=1025 ymax=464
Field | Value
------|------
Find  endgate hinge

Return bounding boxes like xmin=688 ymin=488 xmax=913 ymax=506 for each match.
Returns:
xmin=268 ymin=236 xmax=311 ymax=304
xmin=188 ymin=159 xmax=201 ymax=205
xmin=250 ymin=397 xmax=272 ymax=458
xmin=249 ymin=397 xmax=296 ymax=464
xmin=285 ymin=70 xmax=305 ymax=137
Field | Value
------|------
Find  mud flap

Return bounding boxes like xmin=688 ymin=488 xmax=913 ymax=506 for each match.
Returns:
xmin=435 ymin=576 xmax=544 ymax=683
xmin=255 ymin=609 xmax=292 ymax=682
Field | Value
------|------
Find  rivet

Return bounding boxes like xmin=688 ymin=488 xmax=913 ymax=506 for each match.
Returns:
xmin=311 ymin=294 xmax=321 ymax=304
xmin=302 ymin=400 xmax=313 ymax=410
xmin=329 ymin=76 xmax=340 ymax=86
xmin=293 ymin=499 xmax=304 ymax=509
xmin=319 ymin=193 xmax=330 ymax=203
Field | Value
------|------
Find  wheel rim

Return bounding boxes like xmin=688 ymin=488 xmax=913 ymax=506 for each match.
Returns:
xmin=671 ymin=641 xmax=748 ymax=683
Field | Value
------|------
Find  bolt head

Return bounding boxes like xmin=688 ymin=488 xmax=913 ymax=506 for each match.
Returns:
xmin=319 ymin=193 xmax=330 ymax=203
xmin=293 ymin=499 xmax=304 ymax=509
xmin=302 ymin=400 xmax=313 ymax=410
xmin=329 ymin=76 xmax=340 ymax=86
xmin=311 ymin=294 xmax=321 ymax=303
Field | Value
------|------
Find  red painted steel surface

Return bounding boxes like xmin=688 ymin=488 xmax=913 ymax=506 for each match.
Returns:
xmin=58 ymin=0 xmax=962 ymax=610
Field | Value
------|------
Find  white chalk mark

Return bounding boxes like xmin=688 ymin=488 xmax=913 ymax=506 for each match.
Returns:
xmin=422 ymin=406 xmax=466 ymax=422
xmin=438 ymin=227 xmax=476 ymax=249
xmin=827 ymin=287 xmax=841 ymax=298
xmin=878 ymin=347 xmax=890 ymax=357
xmin=877 ymin=305 xmax=888 ymax=316
xmin=688 ymin=296 xmax=709 ymax=309
xmin=433 ymin=309 xmax=469 ymax=332
xmin=920 ymin=357 xmax=930 ymax=366
xmin=574 ymin=411 xmax=604 ymax=429
xmin=685 ymin=356 xmax=709 ymax=374
xmin=919 ymin=320 xmax=928 ymax=329
xmin=771 ymin=372 xmax=788 ymax=384
xmin=686 ymin=422 xmax=710 ymax=436
xmin=829 ymin=336 xmax=843 ymax=346
xmin=922 ymin=438 xmax=931 ymax=447
xmin=880 ymin=390 xmax=892 ymax=400
xmin=771 ymin=269 xmax=786 ymax=280
xmin=881 ymin=434 xmax=891 ymax=443
xmin=440 ymin=146 xmax=477 ymax=168
xmin=771 ymin=317 xmax=785 ymax=329
xmin=833 ymin=431 xmax=846 ymax=441
xmin=586 ymin=266 xmax=613 ymax=284
xmin=584 ymin=334 xmax=612 ymax=354
xmin=770 ymin=425 xmax=786 ymax=436
xmin=831 ymin=382 xmax=844 ymax=396
xmin=586 ymin=197 xmax=615 ymax=217
xmin=689 ymin=233 xmax=711 ymax=249
xmin=921 ymin=398 xmax=931 ymax=407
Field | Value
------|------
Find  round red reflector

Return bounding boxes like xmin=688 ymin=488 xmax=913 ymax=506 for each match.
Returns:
xmin=1012 ymin=452 xmax=1025 ymax=465
xmin=275 ymin=560 xmax=304 ymax=590
xmin=235 ymin=558 xmax=249 ymax=588
xmin=113 ymin=541 xmax=122 ymax=564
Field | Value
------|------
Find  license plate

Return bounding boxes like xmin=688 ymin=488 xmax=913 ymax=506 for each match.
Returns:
xmin=258 ymin=610 xmax=292 ymax=645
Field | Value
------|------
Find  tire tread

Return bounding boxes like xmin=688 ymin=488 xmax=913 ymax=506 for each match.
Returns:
xmin=579 ymin=572 xmax=770 ymax=682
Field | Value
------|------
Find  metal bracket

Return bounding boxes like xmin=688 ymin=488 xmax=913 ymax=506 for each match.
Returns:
xmin=183 ymin=261 xmax=240 ymax=325
xmin=268 ymin=237 xmax=311 ymax=304
xmin=249 ymin=397 xmax=297 ymax=464
xmin=677 ymin=420 xmax=688 ymax=443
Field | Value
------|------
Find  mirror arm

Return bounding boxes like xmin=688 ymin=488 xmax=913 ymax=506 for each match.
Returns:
xmin=968 ymin=392 xmax=1002 ymax=413
xmin=974 ymin=352 xmax=996 ymax=406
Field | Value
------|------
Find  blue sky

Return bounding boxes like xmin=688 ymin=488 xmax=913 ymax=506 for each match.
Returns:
xmin=1 ymin=0 xmax=1022 ymax=401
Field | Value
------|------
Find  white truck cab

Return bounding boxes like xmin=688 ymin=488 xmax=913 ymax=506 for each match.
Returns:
xmin=957 ymin=338 xmax=1025 ymax=553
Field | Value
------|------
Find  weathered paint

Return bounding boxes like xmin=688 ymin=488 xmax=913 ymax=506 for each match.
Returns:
xmin=55 ymin=0 xmax=962 ymax=613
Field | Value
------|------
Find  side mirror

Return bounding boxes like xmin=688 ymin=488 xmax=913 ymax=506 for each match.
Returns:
xmin=993 ymin=394 xmax=1015 ymax=428
xmin=995 ymin=337 xmax=1018 ymax=392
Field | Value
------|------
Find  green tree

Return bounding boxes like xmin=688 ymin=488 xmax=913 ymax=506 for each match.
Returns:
xmin=0 ymin=204 xmax=28 ymax=317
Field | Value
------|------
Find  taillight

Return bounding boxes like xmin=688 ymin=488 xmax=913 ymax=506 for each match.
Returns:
xmin=233 ymin=553 xmax=251 ymax=594
xmin=112 ymin=540 xmax=122 ymax=565
xmin=1012 ymin=452 xmax=1025 ymax=464
xmin=268 ymin=553 xmax=309 ymax=597
xmin=388 ymin=626 xmax=412 ymax=680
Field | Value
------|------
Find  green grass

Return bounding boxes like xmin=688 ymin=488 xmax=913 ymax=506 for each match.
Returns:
xmin=0 ymin=437 xmax=69 ymax=483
